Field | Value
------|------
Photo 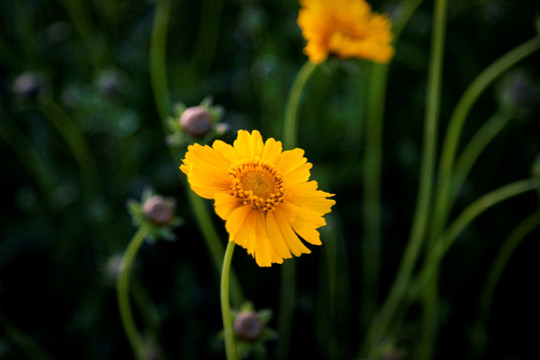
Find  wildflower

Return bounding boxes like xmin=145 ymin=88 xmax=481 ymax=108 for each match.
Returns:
xmin=297 ymin=0 xmax=394 ymax=64
xmin=180 ymin=106 xmax=213 ymax=138
xmin=143 ymin=195 xmax=175 ymax=226
xmin=127 ymin=188 xmax=183 ymax=242
xmin=167 ymin=97 xmax=225 ymax=147
xmin=180 ymin=130 xmax=335 ymax=267
xmin=230 ymin=302 xmax=276 ymax=357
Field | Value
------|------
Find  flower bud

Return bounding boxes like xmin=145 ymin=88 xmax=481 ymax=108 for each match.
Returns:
xmin=142 ymin=195 xmax=175 ymax=226
xmin=233 ymin=311 xmax=263 ymax=342
xmin=180 ymin=106 xmax=212 ymax=138
xmin=13 ymin=72 xmax=42 ymax=100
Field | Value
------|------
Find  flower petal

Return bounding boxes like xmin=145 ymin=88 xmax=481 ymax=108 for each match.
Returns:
xmin=234 ymin=130 xmax=264 ymax=159
xmin=214 ymin=193 xmax=242 ymax=220
xmin=225 ymin=205 xmax=253 ymax=245
xmin=273 ymin=208 xmax=311 ymax=256
xmin=180 ymin=143 xmax=231 ymax=199
xmin=266 ymin=212 xmax=293 ymax=261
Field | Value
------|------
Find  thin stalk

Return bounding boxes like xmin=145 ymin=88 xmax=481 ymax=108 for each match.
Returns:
xmin=275 ymin=260 xmax=295 ymax=360
xmin=0 ymin=310 xmax=54 ymax=360
xmin=432 ymin=36 xmax=540 ymax=244
xmin=452 ymin=110 xmax=513 ymax=200
xmin=282 ymin=61 xmax=318 ymax=149
xmin=148 ymin=0 xmax=243 ymax=306
xmin=409 ymin=178 xmax=537 ymax=300
xmin=221 ymin=241 xmax=238 ymax=360
xmin=0 ymin=111 xmax=57 ymax=207
xmin=361 ymin=62 xmax=388 ymax=329
xmin=419 ymin=0 xmax=448 ymax=357
xmin=187 ymin=190 xmax=244 ymax=307
xmin=188 ymin=0 xmax=224 ymax=81
xmin=360 ymin=0 xmax=447 ymax=355
xmin=478 ymin=208 xmax=540 ymax=322
xmin=276 ymin=60 xmax=318 ymax=360
xmin=117 ymin=227 xmax=149 ymax=360
xmin=40 ymin=101 xmax=100 ymax=200
xmin=359 ymin=0 xmax=424 ymax=336
xmin=57 ymin=0 xmax=109 ymax=70
xmin=149 ymin=0 xmax=172 ymax=125
xmin=471 ymin=209 xmax=540 ymax=359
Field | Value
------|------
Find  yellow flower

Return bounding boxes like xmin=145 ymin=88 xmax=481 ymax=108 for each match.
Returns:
xmin=297 ymin=0 xmax=394 ymax=64
xmin=180 ymin=130 xmax=335 ymax=267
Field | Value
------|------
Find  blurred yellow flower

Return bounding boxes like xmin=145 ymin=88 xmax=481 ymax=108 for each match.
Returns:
xmin=180 ymin=130 xmax=335 ymax=267
xmin=297 ymin=0 xmax=394 ymax=64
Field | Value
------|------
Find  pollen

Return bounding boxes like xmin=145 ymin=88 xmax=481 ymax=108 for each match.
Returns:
xmin=229 ymin=158 xmax=285 ymax=213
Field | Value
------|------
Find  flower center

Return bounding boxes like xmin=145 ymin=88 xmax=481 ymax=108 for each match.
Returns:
xmin=229 ymin=159 xmax=285 ymax=213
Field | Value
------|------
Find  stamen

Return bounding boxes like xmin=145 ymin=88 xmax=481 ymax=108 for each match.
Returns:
xmin=229 ymin=159 xmax=285 ymax=213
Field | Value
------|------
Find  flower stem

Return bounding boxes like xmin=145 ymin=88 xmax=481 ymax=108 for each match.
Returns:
xmin=419 ymin=0 xmax=448 ymax=357
xmin=361 ymin=0 xmax=446 ymax=355
xmin=277 ymin=60 xmax=318 ymax=360
xmin=432 ymin=36 xmax=540 ymax=244
xmin=40 ymin=101 xmax=101 ymax=200
xmin=0 ymin=309 xmax=54 ymax=360
xmin=452 ymin=109 xmax=513 ymax=200
xmin=148 ymin=0 xmax=243 ymax=306
xmin=0 ymin=110 xmax=57 ymax=208
xmin=409 ymin=178 xmax=537 ymax=300
xmin=282 ymin=61 xmax=318 ymax=149
xmin=472 ymin=208 xmax=540 ymax=358
xmin=117 ymin=227 xmax=149 ymax=360
xmin=361 ymin=61 xmax=388 ymax=329
xmin=221 ymin=241 xmax=238 ymax=360
xmin=150 ymin=0 xmax=172 ymax=125
xmin=187 ymin=189 xmax=244 ymax=307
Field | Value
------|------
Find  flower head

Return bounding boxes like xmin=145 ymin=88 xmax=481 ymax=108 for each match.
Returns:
xmin=297 ymin=0 xmax=394 ymax=64
xmin=180 ymin=130 xmax=335 ymax=267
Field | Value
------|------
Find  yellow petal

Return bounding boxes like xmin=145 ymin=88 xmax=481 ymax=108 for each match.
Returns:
xmin=266 ymin=212 xmax=293 ymax=260
xmin=214 ymin=193 xmax=241 ymax=220
xmin=261 ymin=137 xmax=283 ymax=164
xmin=225 ymin=205 xmax=253 ymax=244
xmin=234 ymin=130 xmax=264 ymax=159
xmin=273 ymin=208 xmax=311 ymax=256
xmin=181 ymin=144 xmax=231 ymax=199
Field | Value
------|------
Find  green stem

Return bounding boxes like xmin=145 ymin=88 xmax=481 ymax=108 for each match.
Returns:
xmin=358 ymin=0 xmax=424 ymax=339
xmin=432 ymin=36 xmax=540 ymax=242
xmin=275 ymin=260 xmax=295 ymax=360
xmin=419 ymin=0 xmax=448 ymax=357
xmin=0 ymin=111 xmax=57 ymax=207
xmin=221 ymin=241 xmax=238 ymax=360
xmin=117 ymin=227 xmax=149 ymax=360
xmin=478 ymin=208 xmax=540 ymax=321
xmin=276 ymin=60 xmax=318 ymax=360
xmin=282 ymin=61 xmax=318 ymax=149
xmin=40 ymin=101 xmax=100 ymax=200
xmin=471 ymin=208 xmax=540 ymax=359
xmin=187 ymin=189 xmax=244 ymax=307
xmin=409 ymin=178 xmax=537 ymax=300
xmin=148 ymin=0 xmax=243 ymax=306
xmin=57 ymin=0 xmax=109 ymax=70
xmin=452 ymin=110 xmax=513 ymax=200
xmin=0 ymin=310 xmax=54 ymax=360
xmin=361 ymin=62 xmax=388 ymax=330
xmin=187 ymin=0 xmax=224 ymax=82
xmin=149 ymin=0 xmax=172 ymax=126
xmin=361 ymin=0 xmax=447 ymax=355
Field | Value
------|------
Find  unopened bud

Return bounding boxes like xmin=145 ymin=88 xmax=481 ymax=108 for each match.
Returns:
xmin=143 ymin=195 xmax=175 ymax=226
xmin=180 ymin=106 xmax=212 ymax=137
xmin=233 ymin=311 xmax=263 ymax=342
xmin=13 ymin=72 xmax=42 ymax=100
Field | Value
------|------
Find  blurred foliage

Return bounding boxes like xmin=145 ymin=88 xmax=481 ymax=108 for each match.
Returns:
xmin=1 ymin=0 xmax=539 ymax=359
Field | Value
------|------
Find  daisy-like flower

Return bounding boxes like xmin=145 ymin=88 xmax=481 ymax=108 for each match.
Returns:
xmin=297 ymin=0 xmax=394 ymax=64
xmin=180 ymin=130 xmax=335 ymax=267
